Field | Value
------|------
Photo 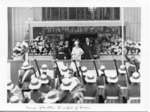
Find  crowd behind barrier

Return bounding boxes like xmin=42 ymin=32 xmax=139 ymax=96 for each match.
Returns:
xmin=15 ymin=34 xmax=141 ymax=57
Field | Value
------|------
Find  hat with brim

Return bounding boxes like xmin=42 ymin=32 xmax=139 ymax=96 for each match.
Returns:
xmin=85 ymin=73 xmax=96 ymax=83
xmin=44 ymin=90 xmax=60 ymax=103
xmin=63 ymin=72 xmax=72 ymax=78
xmin=81 ymin=66 xmax=87 ymax=76
xmin=21 ymin=61 xmax=32 ymax=70
xmin=7 ymin=81 xmax=15 ymax=91
xmin=9 ymin=95 xmax=20 ymax=103
xmin=29 ymin=78 xmax=41 ymax=90
xmin=60 ymin=78 xmax=77 ymax=91
xmin=130 ymin=72 xmax=140 ymax=83
xmin=118 ymin=65 xmax=126 ymax=74
xmin=61 ymin=65 xmax=68 ymax=72
xmin=100 ymin=65 xmax=106 ymax=70
xmin=107 ymin=72 xmax=118 ymax=83
xmin=41 ymin=64 xmax=48 ymax=69
xmin=40 ymin=74 xmax=49 ymax=84
xmin=98 ymin=70 xmax=105 ymax=76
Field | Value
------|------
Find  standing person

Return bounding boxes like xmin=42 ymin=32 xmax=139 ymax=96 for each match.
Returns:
xmin=71 ymin=40 xmax=84 ymax=61
xmin=97 ymin=65 xmax=107 ymax=103
xmin=118 ymin=65 xmax=128 ymax=103
xmin=104 ymin=72 xmax=120 ymax=103
xmin=56 ymin=40 xmax=65 ymax=60
xmin=29 ymin=78 xmax=43 ymax=103
xmin=64 ymin=40 xmax=71 ymax=59
xmin=82 ymin=37 xmax=93 ymax=59
xmin=39 ymin=74 xmax=51 ymax=95
xmin=128 ymin=72 xmax=140 ymax=103
xmin=59 ymin=77 xmax=84 ymax=103
xmin=83 ymin=72 xmax=98 ymax=103
xmin=39 ymin=64 xmax=54 ymax=88
xmin=18 ymin=62 xmax=35 ymax=92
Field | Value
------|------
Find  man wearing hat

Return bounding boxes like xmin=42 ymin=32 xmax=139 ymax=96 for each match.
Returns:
xmin=44 ymin=89 xmax=60 ymax=103
xmin=39 ymin=74 xmax=51 ymax=95
xmin=83 ymin=72 xmax=98 ymax=103
xmin=128 ymin=72 xmax=140 ymax=103
xmin=29 ymin=78 xmax=43 ymax=103
xmin=40 ymin=64 xmax=54 ymax=88
xmin=118 ymin=65 xmax=128 ymax=103
xmin=96 ymin=65 xmax=107 ymax=103
xmin=9 ymin=95 xmax=21 ymax=103
xmin=125 ymin=52 xmax=140 ymax=72
xmin=18 ymin=62 xmax=35 ymax=92
xmin=59 ymin=77 xmax=83 ymax=103
xmin=7 ymin=80 xmax=22 ymax=103
xmin=104 ymin=71 xmax=120 ymax=103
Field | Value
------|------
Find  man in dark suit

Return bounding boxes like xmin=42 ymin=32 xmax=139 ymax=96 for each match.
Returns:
xmin=82 ymin=37 xmax=93 ymax=59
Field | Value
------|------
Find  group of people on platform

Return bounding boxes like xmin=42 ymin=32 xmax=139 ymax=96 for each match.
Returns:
xmin=7 ymin=56 xmax=140 ymax=104
xmin=26 ymin=33 xmax=141 ymax=59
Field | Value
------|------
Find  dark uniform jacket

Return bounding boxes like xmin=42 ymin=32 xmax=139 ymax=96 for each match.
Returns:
xmin=97 ymin=74 xmax=107 ymax=86
xmin=128 ymin=83 xmax=140 ymax=98
xmin=118 ymin=74 xmax=127 ymax=87
xmin=30 ymin=90 xmax=43 ymax=103
xmin=82 ymin=43 xmax=93 ymax=59
xmin=84 ymin=83 xmax=98 ymax=97
xmin=104 ymin=83 xmax=120 ymax=98
xmin=39 ymin=84 xmax=51 ymax=93
xmin=18 ymin=69 xmax=34 ymax=90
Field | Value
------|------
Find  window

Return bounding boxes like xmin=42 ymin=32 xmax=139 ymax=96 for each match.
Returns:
xmin=42 ymin=7 xmax=120 ymax=21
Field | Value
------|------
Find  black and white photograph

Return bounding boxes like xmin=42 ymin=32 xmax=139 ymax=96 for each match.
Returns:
xmin=6 ymin=7 xmax=141 ymax=104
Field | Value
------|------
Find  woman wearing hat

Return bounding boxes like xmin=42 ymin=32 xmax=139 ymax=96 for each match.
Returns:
xmin=71 ymin=40 xmax=84 ymax=61
xmin=118 ymin=65 xmax=128 ymax=103
xmin=104 ymin=71 xmax=120 ymax=103
xmin=29 ymin=78 xmax=43 ymax=103
xmin=83 ymin=72 xmax=98 ymax=103
xmin=127 ymin=72 xmax=140 ymax=103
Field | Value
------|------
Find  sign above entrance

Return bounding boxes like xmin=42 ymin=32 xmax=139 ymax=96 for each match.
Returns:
xmin=33 ymin=26 xmax=122 ymax=38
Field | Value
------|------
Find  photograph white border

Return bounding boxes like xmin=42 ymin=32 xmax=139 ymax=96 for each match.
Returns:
xmin=0 ymin=0 xmax=150 ymax=111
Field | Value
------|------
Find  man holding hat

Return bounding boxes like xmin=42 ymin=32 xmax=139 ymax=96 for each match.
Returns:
xmin=128 ymin=72 xmax=140 ymax=103
xmin=104 ymin=71 xmax=120 ymax=103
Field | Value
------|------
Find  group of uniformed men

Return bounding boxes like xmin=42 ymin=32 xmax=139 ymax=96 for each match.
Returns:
xmin=7 ymin=57 xmax=140 ymax=103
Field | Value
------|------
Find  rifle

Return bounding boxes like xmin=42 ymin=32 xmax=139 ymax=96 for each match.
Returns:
xmin=73 ymin=60 xmax=80 ymax=78
xmin=113 ymin=59 xmax=119 ymax=76
xmin=87 ymin=47 xmax=100 ymax=77
xmin=54 ymin=60 xmax=62 ymax=84
xmin=34 ymin=59 xmax=41 ymax=77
